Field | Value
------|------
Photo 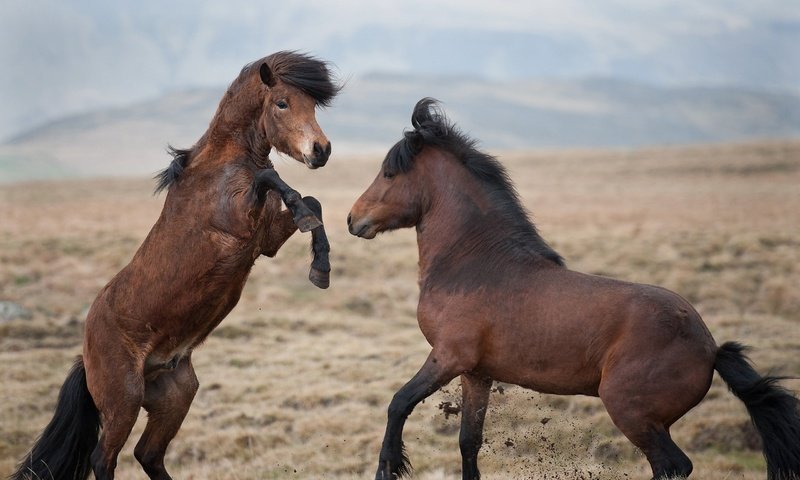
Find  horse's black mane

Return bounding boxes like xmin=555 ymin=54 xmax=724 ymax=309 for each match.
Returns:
xmin=154 ymin=146 xmax=191 ymax=194
xmin=385 ymin=98 xmax=564 ymax=266
xmin=154 ymin=51 xmax=340 ymax=194
xmin=257 ymin=50 xmax=341 ymax=107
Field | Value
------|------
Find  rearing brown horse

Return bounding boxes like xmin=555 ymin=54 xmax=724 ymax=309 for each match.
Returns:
xmin=12 ymin=51 xmax=340 ymax=480
xmin=348 ymin=98 xmax=800 ymax=480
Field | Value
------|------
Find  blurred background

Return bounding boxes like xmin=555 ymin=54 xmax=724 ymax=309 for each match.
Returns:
xmin=3 ymin=2 xmax=800 ymax=478
xmin=1 ymin=0 xmax=798 ymax=181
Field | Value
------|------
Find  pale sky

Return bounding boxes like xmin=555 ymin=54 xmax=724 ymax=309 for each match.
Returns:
xmin=1 ymin=0 xmax=797 ymax=140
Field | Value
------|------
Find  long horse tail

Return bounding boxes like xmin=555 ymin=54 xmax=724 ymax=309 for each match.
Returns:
xmin=714 ymin=341 xmax=800 ymax=480
xmin=10 ymin=357 xmax=100 ymax=480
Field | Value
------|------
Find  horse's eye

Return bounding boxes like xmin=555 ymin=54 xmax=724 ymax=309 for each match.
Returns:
xmin=276 ymin=100 xmax=288 ymax=110
xmin=383 ymin=170 xmax=395 ymax=179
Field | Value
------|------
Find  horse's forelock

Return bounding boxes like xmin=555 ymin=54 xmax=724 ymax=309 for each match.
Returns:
xmin=384 ymin=98 xmax=447 ymax=176
xmin=264 ymin=51 xmax=341 ymax=107
xmin=411 ymin=97 xmax=447 ymax=129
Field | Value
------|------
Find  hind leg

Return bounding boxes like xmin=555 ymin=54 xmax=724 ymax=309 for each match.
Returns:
xmin=647 ymin=430 xmax=693 ymax=479
xmin=599 ymin=371 xmax=706 ymax=478
xmin=607 ymin=416 xmax=692 ymax=479
xmin=86 ymin=354 xmax=145 ymax=480
xmin=135 ymin=355 xmax=199 ymax=480
xmin=459 ymin=373 xmax=492 ymax=480
xmin=598 ymin=333 xmax=715 ymax=478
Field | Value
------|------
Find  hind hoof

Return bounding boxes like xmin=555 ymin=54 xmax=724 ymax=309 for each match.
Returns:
xmin=309 ymin=268 xmax=330 ymax=289
xmin=295 ymin=214 xmax=322 ymax=232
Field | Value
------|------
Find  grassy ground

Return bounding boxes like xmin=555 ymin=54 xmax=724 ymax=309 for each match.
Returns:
xmin=1 ymin=140 xmax=799 ymax=479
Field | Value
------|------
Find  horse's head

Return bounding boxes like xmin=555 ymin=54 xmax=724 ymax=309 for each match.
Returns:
xmin=347 ymin=148 xmax=426 ymax=239
xmin=348 ymin=99 xmax=444 ymax=238
xmin=257 ymin=52 xmax=339 ymax=169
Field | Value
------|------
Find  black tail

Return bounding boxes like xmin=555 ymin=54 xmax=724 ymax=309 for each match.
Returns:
xmin=715 ymin=342 xmax=800 ymax=480
xmin=10 ymin=358 xmax=100 ymax=480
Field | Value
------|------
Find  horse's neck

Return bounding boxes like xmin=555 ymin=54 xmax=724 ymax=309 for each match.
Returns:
xmin=201 ymin=129 xmax=269 ymax=165
xmin=196 ymin=83 xmax=271 ymax=168
xmin=416 ymin=182 xmax=500 ymax=279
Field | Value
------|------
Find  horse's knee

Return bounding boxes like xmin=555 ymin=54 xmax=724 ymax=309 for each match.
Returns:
xmin=387 ymin=393 xmax=414 ymax=420
xmin=302 ymin=195 xmax=322 ymax=216
xmin=279 ymin=191 xmax=299 ymax=208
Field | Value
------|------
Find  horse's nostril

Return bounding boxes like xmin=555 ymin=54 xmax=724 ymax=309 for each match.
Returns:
xmin=346 ymin=213 xmax=352 ymax=226
xmin=309 ymin=141 xmax=329 ymax=167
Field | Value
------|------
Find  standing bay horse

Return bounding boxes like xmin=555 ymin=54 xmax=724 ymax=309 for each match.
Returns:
xmin=11 ymin=51 xmax=340 ymax=480
xmin=347 ymin=98 xmax=800 ymax=480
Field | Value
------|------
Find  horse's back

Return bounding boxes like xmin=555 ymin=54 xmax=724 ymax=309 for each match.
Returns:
xmin=535 ymin=269 xmax=717 ymax=366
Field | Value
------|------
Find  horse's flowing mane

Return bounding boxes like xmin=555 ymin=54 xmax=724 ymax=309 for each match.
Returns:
xmin=154 ymin=51 xmax=340 ymax=194
xmin=384 ymin=98 xmax=564 ymax=266
xmin=241 ymin=50 xmax=341 ymax=107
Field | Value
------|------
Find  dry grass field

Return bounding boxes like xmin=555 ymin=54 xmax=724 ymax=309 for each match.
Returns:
xmin=1 ymin=140 xmax=799 ymax=479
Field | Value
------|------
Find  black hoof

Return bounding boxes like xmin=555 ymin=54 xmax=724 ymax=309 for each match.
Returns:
xmin=295 ymin=214 xmax=322 ymax=232
xmin=309 ymin=268 xmax=330 ymax=289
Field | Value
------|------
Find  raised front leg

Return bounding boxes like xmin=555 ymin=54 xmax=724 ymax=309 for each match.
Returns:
xmin=254 ymin=168 xmax=321 ymax=232
xmin=301 ymin=196 xmax=331 ymax=289
xmin=376 ymin=352 xmax=460 ymax=480
xmin=261 ymin=195 xmax=330 ymax=289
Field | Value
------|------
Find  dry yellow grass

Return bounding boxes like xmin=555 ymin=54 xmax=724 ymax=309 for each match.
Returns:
xmin=1 ymin=140 xmax=799 ymax=479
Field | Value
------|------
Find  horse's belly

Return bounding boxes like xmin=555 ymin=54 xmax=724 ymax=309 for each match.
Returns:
xmin=484 ymin=355 xmax=602 ymax=397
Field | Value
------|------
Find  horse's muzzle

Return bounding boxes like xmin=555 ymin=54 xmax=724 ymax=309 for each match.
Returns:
xmin=347 ymin=212 xmax=376 ymax=239
xmin=305 ymin=141 xmax=331 ymax=169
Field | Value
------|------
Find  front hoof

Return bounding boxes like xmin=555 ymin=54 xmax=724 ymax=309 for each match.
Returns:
xmin=309 ymin=268 xmax=330 ymax=289
xmin=295 ymin=213 xmax=322 ymax=232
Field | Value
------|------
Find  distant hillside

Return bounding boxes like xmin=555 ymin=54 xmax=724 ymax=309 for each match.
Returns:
xmin=328 ymin=74 xmax=800 ymax=148
xmin=2 ymin=75 xmax=799 ymax=182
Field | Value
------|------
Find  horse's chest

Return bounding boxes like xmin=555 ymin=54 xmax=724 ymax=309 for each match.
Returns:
xmin=416 ymin=290 xmax=490 ymax=346
xmin=207 ymin=228 xmax=259 ymax=262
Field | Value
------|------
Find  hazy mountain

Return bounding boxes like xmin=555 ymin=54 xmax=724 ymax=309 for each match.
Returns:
xmin=2 ymin=1 xmax=798 ymax=142
xmin=2 ymin=75 xmax=799 ymax=182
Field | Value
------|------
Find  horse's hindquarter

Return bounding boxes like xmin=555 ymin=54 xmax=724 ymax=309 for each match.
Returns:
xmin=420 ymin=268 xmax=717 ymax=397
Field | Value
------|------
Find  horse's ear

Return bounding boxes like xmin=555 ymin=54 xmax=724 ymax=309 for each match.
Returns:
xmin=260 ymin=63 xmax=276 ymax=87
